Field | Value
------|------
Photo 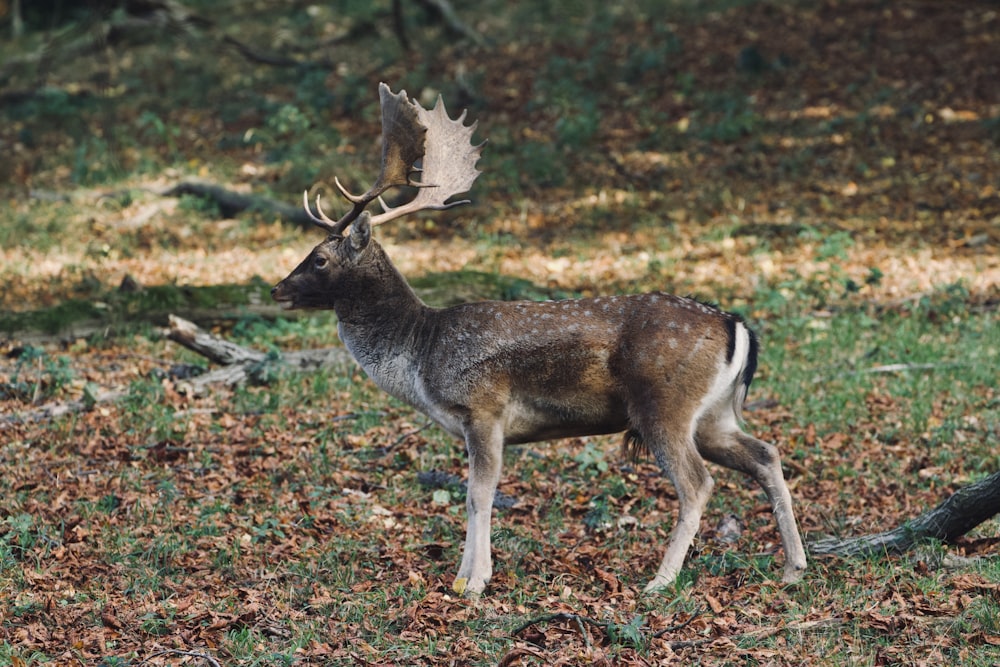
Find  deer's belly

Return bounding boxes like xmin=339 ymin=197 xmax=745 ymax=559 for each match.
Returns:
xmin=501 ymin=397 xmax=628 ymax=445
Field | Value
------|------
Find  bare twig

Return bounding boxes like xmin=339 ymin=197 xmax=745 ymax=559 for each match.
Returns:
xmin=820 ymin=360 xmax=970 ymax=382
xmin=651 ymin=606 xmax=704 ymax=639
xmin=512 ymin=612 xmax=608 ymax=641
xmin=658 ymin=617 xmax=844 ymax=651
xmin=222 ymin=34 xmax=303 ymax=68
xmin=391 ymin=419 xmax=434 ymax=447
xmin=857 ymin=362 xmax=967 ymax=375
xmin=392 ymin=0 xmax=410 ymax=50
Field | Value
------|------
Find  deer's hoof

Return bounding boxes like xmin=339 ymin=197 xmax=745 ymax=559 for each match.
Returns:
xmin=782 ymin=563 xmax=806 ymax=584
xmin=642 ymin=576 xmax=676 ymax=595
xmin=453 ymin=575 xmax=488 ymax=598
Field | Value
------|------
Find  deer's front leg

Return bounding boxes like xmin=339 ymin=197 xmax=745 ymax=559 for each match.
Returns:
xmin=454 ymin=421 xmax=503 ymax=597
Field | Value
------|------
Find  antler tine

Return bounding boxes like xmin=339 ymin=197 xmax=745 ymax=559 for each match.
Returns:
xmin=301 ymin=184 xmax=377 ymax=236
xmin=333 ymin=176 xmax=367 ymax=204
xmin=303 ymin=84 xmax=429 ymax=235
xmin=314 ymin=195 xmax=345 ymax=228
xmin=371 ymin=195 xmax=472 ymax=226
xmin=302 ymin=190 xmax=340 ymax=234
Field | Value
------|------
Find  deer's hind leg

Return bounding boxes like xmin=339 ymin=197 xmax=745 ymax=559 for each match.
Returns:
xmin=638 ymin=414 xmax=716 ymax=593
xmin=695 ymin=416 xmax=807 ymax=583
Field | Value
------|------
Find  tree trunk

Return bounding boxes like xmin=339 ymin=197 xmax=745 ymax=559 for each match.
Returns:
xmin=810 ymin=471 xmax=1000 ymax=557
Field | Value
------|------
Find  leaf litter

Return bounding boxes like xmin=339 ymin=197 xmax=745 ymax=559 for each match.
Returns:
xmin=1 ymin=0 xmax=999 ymax=664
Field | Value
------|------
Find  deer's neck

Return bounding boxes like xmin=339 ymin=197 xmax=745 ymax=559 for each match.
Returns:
xmin=335 ymin=252 xmax=425 ymax=328
xmin=334 ymin=248 xmax=436 ymax=405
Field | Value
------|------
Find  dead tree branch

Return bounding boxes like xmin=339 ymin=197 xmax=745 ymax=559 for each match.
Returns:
xmin=0 ymin=316 xmax=351 ymax=425
xmin=162 ymin=182 xmax=317 ymax=228
xmin=512 ymin=613 xmax=605 ymax=649
xmin=221 ymin=34 xmax=303 ymax=68
xmin=165 ymin=315 xmax=352 ymax=394
xmin=810 ymin=471 xmax=1000 ymax=557
xmin=165 ymin=314 xmax=267 ymax=366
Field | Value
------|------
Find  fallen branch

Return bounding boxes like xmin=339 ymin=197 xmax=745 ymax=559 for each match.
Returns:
xmin=162 ymin=182 xmax=317 ymax=227
xmin=165 ymin=315 xmax=352 ymax=394
xmin=810 ymin=470 xmax=1000 ymax=557
xmin=2 ymin=314 xmax=352 ymax=425
xmin=166 ymin=314 xmax=266 ymax=365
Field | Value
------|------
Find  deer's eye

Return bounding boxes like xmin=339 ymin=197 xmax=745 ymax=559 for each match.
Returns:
xmin=313 ymin=255 xmax=329 ymax=270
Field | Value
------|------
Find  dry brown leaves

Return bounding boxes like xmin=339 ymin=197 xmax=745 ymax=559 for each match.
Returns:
xmin=3 ymin=382 xmax=997 ymax=663
xmin=2 ymin=0 xmax=999 ymax=664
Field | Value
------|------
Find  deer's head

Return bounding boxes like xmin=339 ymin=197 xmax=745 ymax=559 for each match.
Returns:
xmin=271 ymin=83 xmax=483 ymax=312
xmin=270 ymin=212 xmax=374 ymax=311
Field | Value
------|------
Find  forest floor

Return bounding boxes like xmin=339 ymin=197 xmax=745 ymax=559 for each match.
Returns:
xmin=1 ymin=0 xmax=998 ymax=665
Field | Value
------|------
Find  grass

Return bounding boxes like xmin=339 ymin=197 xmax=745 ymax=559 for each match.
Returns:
xmin=2 ymin=270 xmax=993 ymax=663
xmin=756 ymin=285 xmax=999 ymax=444
xmin=7 ymin=288 xmax=998 ymax=664
xmin=2 ymin=0 xmax=998 ymax=663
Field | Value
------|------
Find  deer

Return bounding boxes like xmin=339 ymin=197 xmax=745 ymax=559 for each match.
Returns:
xmin=271 ymin=83 xmax=807 ymax=596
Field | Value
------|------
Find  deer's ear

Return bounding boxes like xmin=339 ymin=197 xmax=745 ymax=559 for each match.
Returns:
xmin=349 ymin=211 xmax=372 ymax=254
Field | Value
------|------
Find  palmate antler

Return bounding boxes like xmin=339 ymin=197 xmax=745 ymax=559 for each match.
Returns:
xmin=304 ymin=83 xmax=484 ymax=236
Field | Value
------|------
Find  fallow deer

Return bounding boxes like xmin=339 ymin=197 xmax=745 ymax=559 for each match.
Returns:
xmin=271 ymin=83 xmax=807 ymax=596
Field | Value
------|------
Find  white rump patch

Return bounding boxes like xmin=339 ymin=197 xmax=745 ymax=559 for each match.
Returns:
xmin=693 ymin=320 xmax=750 ymax=433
